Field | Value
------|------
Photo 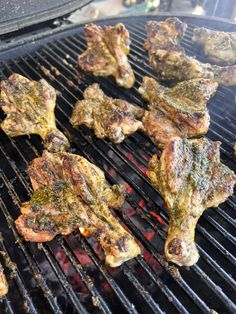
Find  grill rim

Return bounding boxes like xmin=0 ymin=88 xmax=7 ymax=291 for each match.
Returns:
xmin=0 ymin=13 xmax=236 ymax=54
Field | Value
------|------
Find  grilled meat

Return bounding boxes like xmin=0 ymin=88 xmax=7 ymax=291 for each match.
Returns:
xmin=147 ymin=138 xmax=236 ymax=266
xmin=0 ymin=74 xmax=69 ymax=152
xmin=0 ymin=264 xmax=8 ymax=297
xmin=139 ymin=77 xmax=217 ymax=148
xmin=78 ymin=23 xmax=135 ymax=88
xmin=70 ymin=83 xmax=144 ymax=143
xmin=15 ymin=151 xmax=140 ymax=267
xmin=193 ymin=27 xmax=236 ymax=65
xmin=149 ymin=50 xmax=236 ymax=86
xmin=144 ymin=17 xmax=187 ymax=53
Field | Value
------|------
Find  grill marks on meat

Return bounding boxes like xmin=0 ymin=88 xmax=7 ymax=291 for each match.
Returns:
xmin=147 ymin=138 xmax=236 ymax=266
xmin=70 ymin=83 xmax=144 ymax=143
xmin=15 ymin=151 xmax=141 ymax=267
xmin=78 ymin=23 xmax=135 ymax=88
xmin=0 ymin=74 xmax=70 ymax=152
xmin=192 ymin=27 xmax=236 ymax=65
xmin=144 ymin=18 xmax=187 ymax=53
xmin=144 ymin=18 xmax=236 ymax=86
xmin=0 ymin=264 xmax=8 ymax=297
xmin=139 ymin=76 xmax=217 ymax=148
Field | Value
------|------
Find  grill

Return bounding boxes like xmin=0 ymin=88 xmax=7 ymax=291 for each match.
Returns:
xmin=0 ymin=14 xmax=236 ymax=314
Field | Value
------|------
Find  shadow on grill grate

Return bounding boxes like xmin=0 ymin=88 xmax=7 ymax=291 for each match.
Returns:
xmin=0 ymin=15 xmax=236 ymax=314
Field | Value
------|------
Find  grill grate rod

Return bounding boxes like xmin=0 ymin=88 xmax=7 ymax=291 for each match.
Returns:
xmin=0 ymin=236 xmax=38 ymax=314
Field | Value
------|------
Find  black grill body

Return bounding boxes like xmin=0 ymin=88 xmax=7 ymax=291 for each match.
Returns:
xmin=0 ymin=15 xmax=235 ymax=314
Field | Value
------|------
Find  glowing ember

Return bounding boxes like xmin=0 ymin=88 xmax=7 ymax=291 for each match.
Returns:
xmin=123 ymin=151 xmax=147 ymax=174
xmin=144 ymin=230 xmax=156 ymax=242
xmin=150 ymin=211 xmax=167 ymax=225
xmin=55 ymin=247 xmax=71 ymax=274
xmin=143 ymin=249 xmax=160 ymax=273
xmin=125 ymin=183 xmax=132 ymax=194
xmin=139 ymin=200 xmax=145 ymax=207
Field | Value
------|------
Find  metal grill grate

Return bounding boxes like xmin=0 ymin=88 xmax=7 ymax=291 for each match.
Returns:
xmin=0 ymin=15 xmax=235 ymax=314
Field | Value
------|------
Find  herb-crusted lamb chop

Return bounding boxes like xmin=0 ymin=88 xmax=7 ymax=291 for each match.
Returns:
xmin=149 ymin=49 xmax=236 ymax=86
xmin=16 ymin=151 xmax=141 ymax=267
xmin=144 ymin=17 xmax=187 ymax=53
xmin=147 ymin=138 xmax=236 ymax=266
xmin=139 ymin=76 xmax=217 ymax=147
xmin=70 ymin=83 xmax=144 ymax=143
xmin=192 ymin=27 xmax=236 ymax=65
xmin=0 ymin=73 xmax=69 ymax=152
xmin=78 ymin=23 xmax=135 ymax=88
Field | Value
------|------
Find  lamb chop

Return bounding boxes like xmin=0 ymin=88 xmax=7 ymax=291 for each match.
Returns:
xmin=15 ymin=151 xmax=140 ymax=267
xmin=192 ymin=27 xmax=236 ymax=65
xmin=144 ymin=17 xmax=187 ymax=54
xmin=78 ymin=23 xmax=135 ymax=88
xmin=139 ymin=76 xmax=217 ymax=148
xmin=70 ymin=83 xmax=144 ymax=143
xmin=0 ymin=74 xmax=69 ymax=152
xmin=0 ymin=264 xmax=8 ymax=297
xmin=149 ymin=49 xmax=236 ymax=86
xmin=147 ymin=138 xmax=236 ymax=266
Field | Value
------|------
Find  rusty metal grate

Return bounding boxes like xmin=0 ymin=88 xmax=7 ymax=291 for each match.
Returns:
xmin=0 ymin=15 xmax=235 ymax=314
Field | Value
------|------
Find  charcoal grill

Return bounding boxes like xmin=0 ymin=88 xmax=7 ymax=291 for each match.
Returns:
xmin=0 ymin=12 xmax=236 ymax=314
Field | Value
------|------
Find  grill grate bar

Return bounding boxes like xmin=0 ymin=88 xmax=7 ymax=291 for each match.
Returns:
xmin=2 ymin=297 xmax=15 ymax=314
xmin=135 ymin=256 xmax=190 ymax=314
xmin=75 ymin=233 xmax=140 ymax=314
xmin=193 ymin=265 xmax=236 ymax=313
xmin=197 ymin=224 xmax=236 ymax=265
xmin=196 ymin=245 xmax=236 ymax=290
xmin=57 ymin=238 xmax=113 ymax=314
xmin=0 ymin=238 xmax=38 ymax=314
xmin=122 ymin=264 xmax=164 ymax=314
xmin=41 ymin=244 xmax=89 ymax=314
